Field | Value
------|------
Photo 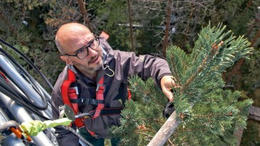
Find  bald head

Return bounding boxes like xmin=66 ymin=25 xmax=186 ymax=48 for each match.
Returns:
xmin=55 ymin=22 xmax=92 ymax=54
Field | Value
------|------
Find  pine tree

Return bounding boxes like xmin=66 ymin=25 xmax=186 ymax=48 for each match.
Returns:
xmin=110 ymin=24 xmax=253 ymax=146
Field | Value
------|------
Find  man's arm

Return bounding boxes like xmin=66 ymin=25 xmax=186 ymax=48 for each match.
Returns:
xmin=114 ymin=50 xmax=179 ymax=101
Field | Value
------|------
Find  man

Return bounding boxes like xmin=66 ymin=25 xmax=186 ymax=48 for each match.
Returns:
xmin=52 ymin=22 xmax=178 ymax=146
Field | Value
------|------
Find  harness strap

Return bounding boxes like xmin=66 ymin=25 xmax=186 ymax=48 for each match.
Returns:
xmin=61 ymin=68 xmax=84 ymax=127
xmin=99 ymin=107 xmax=122 ymax=115
xmin=93 ymin=77 xmax=105 ymax=119
xmin=70 ymin=98 xmax=104 ymax=106
xmin=61 ymin=69 xmax=75 ymax=109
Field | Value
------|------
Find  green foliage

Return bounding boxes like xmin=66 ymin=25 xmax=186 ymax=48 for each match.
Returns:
xmin=212 ymin=0 xmax=260 ymax=37
xmin=167 ymin=24 xmax=253 ymax=145
xmin=0 ymin=0 xmax=66 ymax=91
xmin=111 ymin=24 xmax=253 ymax=145
xmin=110 ymin=76 xmax=167 ymax=146
xmin=90 ymin=0 xmax=129 ymax=51
xmin=92 ymin=0 xmax=166 ymax=53
xmin=240 ymin=48 xmax=260 ymax=108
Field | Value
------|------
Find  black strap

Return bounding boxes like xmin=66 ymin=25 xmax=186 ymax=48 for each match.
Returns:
xmin=100 ymin=108 xmax=122 ymax=115
xmin=70 ymin=98 xmax=104 ymax=106
xmin=75 ymin=107 xmax=123 ymax=118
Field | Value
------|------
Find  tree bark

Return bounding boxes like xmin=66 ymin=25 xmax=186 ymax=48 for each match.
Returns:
xmin=127 ymin=0 xmax=135 ymax=51
xmin=77 ymin=0 xmax=91 ymax=30
xmin=147 ymin=111 xmax=180 ymax=146
xmin=162 ymin=0 xmax=173 ymax=57
xmin=233 ymin=106 xmax=260 ymax=146
xmin=233 ymin=125 xmax=244 ymax=146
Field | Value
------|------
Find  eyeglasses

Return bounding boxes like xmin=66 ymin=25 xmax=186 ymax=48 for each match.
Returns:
xmin=63 ymin=38 xmax=100 ymax=59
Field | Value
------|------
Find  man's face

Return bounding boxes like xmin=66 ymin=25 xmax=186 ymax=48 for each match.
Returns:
xmin=62 ymin=33 xmax=103 ymax=73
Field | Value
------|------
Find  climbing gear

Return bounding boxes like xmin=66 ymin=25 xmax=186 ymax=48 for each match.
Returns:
xmin=60 ymin=31 xmax=131 ymax=138
xmin=60 ymin=31 xmax=111 ymax=127
xmin=0 ymin=38 xmax=53 ymax=90
xmin=61 ymin=67 xmax=84 ymax=127
xmin=0 ymin=120 xmax=32 ymax=143
xmin=61 ymin=68 xmax=124 ymax=127
xmin=93 ymin=73 xmax=105 ymax=119
xmin=10 ymin=127 xmax=32 ymax=142
xmin=63 ymin=105 xmax=122 ymax=122
xmin=103 ymin=64 xmax=115 ymax=77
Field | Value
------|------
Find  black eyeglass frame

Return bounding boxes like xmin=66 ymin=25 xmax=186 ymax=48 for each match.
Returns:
xmin=62 ymin=37 xmax=100 ymax=59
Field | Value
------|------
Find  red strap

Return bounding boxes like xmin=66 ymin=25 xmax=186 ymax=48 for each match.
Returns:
xmin=74 ymin=118 xmax=84 ymax=128
xmin=0 ymin=71 xmax=9 ymax=82
xmin=127 ymin=88 xmax=132 ymax=100
xmin=61 ymin=69 xmax=75 ymax=109
xmin=87 ymin=129 xmax=96 ymax=137
xmin=68 ymin=88 xmax=78 ymax=113
xmin=61 ymin=69 xmax=85 ymax=127
xmin=92 ymin=77 xmax=105 ymax=119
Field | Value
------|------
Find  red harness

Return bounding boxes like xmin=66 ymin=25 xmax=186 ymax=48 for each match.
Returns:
xmin=61 ymin=68 xmax=106 ymax=127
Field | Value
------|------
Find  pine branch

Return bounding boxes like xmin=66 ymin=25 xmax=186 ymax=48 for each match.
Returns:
xmin=114 ymin=24 xmax=253 ymax=146
xmin=181 ymin=41 xmax=223 ymax=93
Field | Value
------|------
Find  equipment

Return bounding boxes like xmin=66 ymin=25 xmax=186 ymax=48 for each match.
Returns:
xmin=0 ymin=39 xmax=57 ymax=145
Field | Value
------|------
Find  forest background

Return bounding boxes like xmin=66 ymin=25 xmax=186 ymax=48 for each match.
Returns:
xmin=0 ymin=0 xmax=259 ymax=145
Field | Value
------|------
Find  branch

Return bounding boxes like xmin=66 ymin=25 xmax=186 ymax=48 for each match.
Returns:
xmin=148 ymin=41 xmax=223 ymax=146
xmin=162 ymin=0 xmax=173 ymax=57
xmin=147 ymin=111 xmax=181 ymax=146
xmin=127 ymin=0 xmax=135 ymax=51
xmin=181 ymin=41 xmax=223 ymax=92
xmin=77 ymin=0 xmax=91 ymax=30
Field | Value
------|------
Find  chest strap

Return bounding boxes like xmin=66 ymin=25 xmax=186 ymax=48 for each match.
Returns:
xmin=70 ymin=98 xmax=104 ymax=106
xmin=93 ymin=76 xmax=105 ymax=119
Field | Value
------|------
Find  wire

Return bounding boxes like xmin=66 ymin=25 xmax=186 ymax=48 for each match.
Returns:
xmin=0 ymin=39 xmax=56 ymax=119
xmin=0 ymin=76 xmax=50 ymax=120
xmin=0 ymin=47 xmax=48 ymax=110
xmin=0 ymin=38 xmax=53 ymax=90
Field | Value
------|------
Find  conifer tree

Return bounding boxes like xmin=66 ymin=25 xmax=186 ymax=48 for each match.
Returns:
xmin=110 ymin=24 xmax=253 ymax=146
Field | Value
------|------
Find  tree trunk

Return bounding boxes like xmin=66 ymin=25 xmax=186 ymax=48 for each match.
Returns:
xmin=77 ymin=0 xmax=91 ymax=30
xmin=127 ymin=0 xmax=135 ymax=51
xmin=162 ymin=0 xmax=173 ymax=57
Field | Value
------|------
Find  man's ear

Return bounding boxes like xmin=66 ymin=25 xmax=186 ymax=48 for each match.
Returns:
xmin=60 ymin=56 xmax=73 ymax=65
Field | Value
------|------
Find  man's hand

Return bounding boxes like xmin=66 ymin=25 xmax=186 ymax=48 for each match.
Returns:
xmin=160 ymin=75 xmax=180 ymax=102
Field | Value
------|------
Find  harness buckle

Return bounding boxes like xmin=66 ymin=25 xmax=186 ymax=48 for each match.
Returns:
xmin=73 ymin=86 xmax=79 ymax=95
xmin=96 ymin=83 xmax=104 ymax=91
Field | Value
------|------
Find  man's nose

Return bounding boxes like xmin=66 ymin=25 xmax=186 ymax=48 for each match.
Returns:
xmin=87 ymin=47 xmax=99 ymax=56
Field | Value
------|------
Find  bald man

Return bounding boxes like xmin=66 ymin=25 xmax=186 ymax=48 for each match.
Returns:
xmin=52 ymin=22 xmax=178 ymax=146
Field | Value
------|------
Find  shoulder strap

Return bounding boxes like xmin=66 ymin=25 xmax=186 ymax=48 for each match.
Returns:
xmin=92 ymin=70 xmax=105 ymax=119
xmin=61 ymin=68 xmax=84 ymax=127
